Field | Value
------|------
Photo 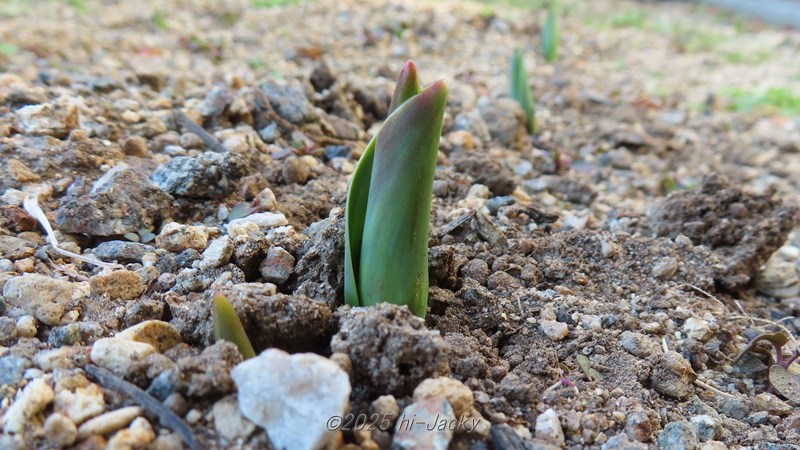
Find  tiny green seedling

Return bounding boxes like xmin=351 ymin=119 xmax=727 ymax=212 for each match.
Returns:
xmin=124 ymin=228 xmax=156 ymax=244
xmin=541 ymin=0 xmax=560 ymax=63
xmin=212 ymin=293 xmax=256 ymax=359
xmin=344 ymin=61 xmax=448 ymax=317
xmin=228 ymin=201 xmax=257 ymax=222
xmin=510 ymin=48 xmax=536 ymax=134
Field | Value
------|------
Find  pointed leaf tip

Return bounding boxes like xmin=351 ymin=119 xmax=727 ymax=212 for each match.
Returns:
xmin=389 ymin=60 xmax=422 ymax=113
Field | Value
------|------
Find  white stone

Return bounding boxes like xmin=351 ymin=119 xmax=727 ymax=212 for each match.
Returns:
xmin=580 ymin=314 xmax=602 ymax=330
xmin=540 ymin=319 xmax=569 ymax=341
xmin=16 ymin=315 xmax=37 ymax=338
xmin=156 ymin=222 xmax=208 ymax=252
xmin=232 ymin=349 xmax=351 ymax=450
xmin=535 ymin=408 xmax=564 ymax=446
xmin=683 ymin=318 xmax=712 ymax=342
xmin=199 ymin=236 xmax=233 ymax=269
xmin=90 ymin=338 xmax=155 ymax=375
xmin=213 ymin=396 xmax=255 ymax=442
xmin=77 ymin=406 xmax=142 ymax=440
xmin=1 ymin=377 xmax=54 ymax=434
xmin=54 ymin=383 xmax=105 ymax=425
xmin=227 ymin=212 xmax=288 ymax=230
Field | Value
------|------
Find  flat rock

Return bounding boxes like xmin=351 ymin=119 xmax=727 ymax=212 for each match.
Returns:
xmin=261 ymin=81 xmax=317 ymax=125
xmin=114 ymin=320 xmax=182 ymax=353
xmin=56 ymin=166 xmax=173 ymax=236
xmin=3 ymin=273 xmax=75 ymax=325
xmin=92 ymin=241 xmax=155 ymax=263
xmin=89 ymin=269 xmax=144 ymax=300
xmin=90 ymin=338 xmax=156 ymax=376
xmin=151 ymin=151 xmax=248 ymax=199
xmin=76 ymin=406 xmax=142 ymax=440
xmin=232 ymin=349 xmax=350 ymax=450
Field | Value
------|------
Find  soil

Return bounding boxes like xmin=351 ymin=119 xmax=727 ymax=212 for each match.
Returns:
xmin=1 ymin=0 xmax=800 ymax=449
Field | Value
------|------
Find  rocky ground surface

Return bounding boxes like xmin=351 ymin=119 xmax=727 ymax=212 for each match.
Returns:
xmin=1 ymin=0 xmax=800 ymax=449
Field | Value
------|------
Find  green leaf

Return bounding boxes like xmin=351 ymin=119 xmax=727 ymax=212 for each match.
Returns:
xmin=345 ymin=61 xmax=421 ymax=309
xmin=542 ymin=0 xmax=560 ymax=63
xmin=510 ymin=48 xmax=536 ymax=134
xmin=212 ymin=293 xmax=256 ymax=359
xmin=123 ymin=232 xmax=140 ymax=242
xmin=357 ymin=80 xmax=447 ymax=317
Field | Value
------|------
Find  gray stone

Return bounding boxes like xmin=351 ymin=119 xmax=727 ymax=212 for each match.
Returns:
xmin=56 ymin=166 xmax=173 ymax=236
xmin=151 ymin=151 xmax=249 ymax=199
xmin=656 ymin=421 xmax=698 ymax=450
xmin=232 ymin=349 xmax=350 ymax=450
xmin=261 ymin=81 xmax=317 ymax=125
xmin=48 ymin=324 xmax=81 ymax=347
xmin=259 ymin=246 xmax=295 ymax=284
xmin=535 ymin=408 xmax=565 ymax=446
xmin=93 ymin=241 xmax=155 ymax=263
xmin=0 ymin=356 xmax=31 ymax=387
xmin=690 ymin=415 xmax=721 ymax=442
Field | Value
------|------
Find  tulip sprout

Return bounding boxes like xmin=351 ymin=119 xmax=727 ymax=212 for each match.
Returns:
xmin=212 ymin=293 xmax=255 ymax=359
xmin=344 ymin=61 xmax=448 ymax=317
xmin=510 ymin=48 xmax=536 ymax=134
xmin=542 ymin=0 xmax=560 ymax=63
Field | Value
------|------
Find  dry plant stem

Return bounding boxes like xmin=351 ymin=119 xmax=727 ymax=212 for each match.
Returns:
xmin=255 ymin=91 xmax=353 ymax=147
xmin=684 ymin=283 xmax=730 ymax=314
xmin=86 ymin=365 xmax=202 ymax=450
xmin=173 ymin=111 xmax=227 ymax=153
xmin=694 ymin=378 xmax=735 ymax=399
xmin=23 ymin=195 xmax=123 ymax=270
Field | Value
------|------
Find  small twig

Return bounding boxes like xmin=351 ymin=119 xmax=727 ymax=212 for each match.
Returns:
xmin=684 ymin=283 xmax=729 ymax=314
xmin=173 ymin=110 xmax=227 ymax=153
xmin=86 ymin=365 xmax=202 ymax=450
xmin=23 ymin=194 xmax=122 ymax=270
xmin=694 ymin=379 xmax=734 ymax=399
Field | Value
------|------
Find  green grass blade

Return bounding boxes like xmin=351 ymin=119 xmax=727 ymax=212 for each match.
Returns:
xmin=212 ymin=293 xmax=256 ymax=359
xmin=358 ymin=81 xmax=448 ymax=317
xmin=542 ymin=0 xmax=560 ymax=63
xmin=510 ymin=48 xmax=536 ymax=134
xmin=345 ymin=61 xmax=422 ymax=308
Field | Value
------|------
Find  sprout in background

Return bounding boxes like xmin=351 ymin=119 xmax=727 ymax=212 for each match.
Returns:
xmin=344 ymin=61 xmax=448 ymax=318
xmin=542 ymin=0 xmax=560 ymax=63
xmin=510 ymin=48 xmax=536 ymax=134
xmin=213 ymin=293 xmax=256 ymax=359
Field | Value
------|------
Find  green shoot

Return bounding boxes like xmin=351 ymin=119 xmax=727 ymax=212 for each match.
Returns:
xmin=344 ymin=61 xmax=447 ymax=317
xmin=212 ymin=293 xmax=256 ymax=359
xmin=510 ymin=48 xmax=536 ymax=134
xmin=541 ymin=0 xmax=560 ymax=63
